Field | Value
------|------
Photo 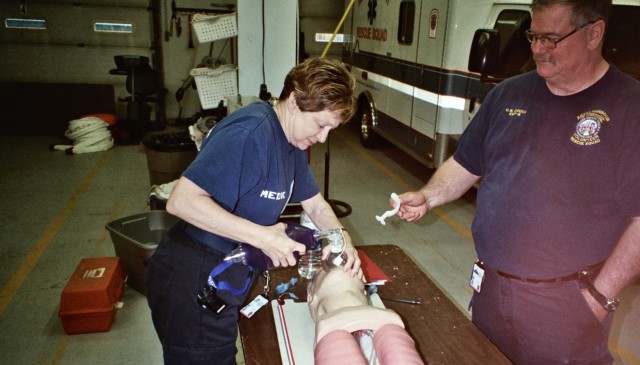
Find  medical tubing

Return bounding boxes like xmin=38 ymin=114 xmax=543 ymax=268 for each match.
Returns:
xmin=206 ymin=260 xmax=253 ymax=295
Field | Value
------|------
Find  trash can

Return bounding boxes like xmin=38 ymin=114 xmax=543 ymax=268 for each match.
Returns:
xmin=105 ymin=211 xmax=180 ymax=295
xmin=142 ymin=132 xmax=197 ymax=186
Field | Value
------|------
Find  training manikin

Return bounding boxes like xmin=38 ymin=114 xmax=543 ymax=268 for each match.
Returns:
xmin=307 ymin=268 xmax=423 ymax=365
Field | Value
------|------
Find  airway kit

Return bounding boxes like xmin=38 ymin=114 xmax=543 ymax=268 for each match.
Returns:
xmin=59 ymin=257 xmax=126 ymax=335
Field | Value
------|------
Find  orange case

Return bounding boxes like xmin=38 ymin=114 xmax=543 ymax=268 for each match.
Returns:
xmin=59 ymin=257 xmax=126 ymax=335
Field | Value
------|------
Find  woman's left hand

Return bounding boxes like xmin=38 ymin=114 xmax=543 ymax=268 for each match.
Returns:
xmin=342 ymin=239 xmax=364 ymax=280
xmin=322 ymin=231 xmax=363 ymax=280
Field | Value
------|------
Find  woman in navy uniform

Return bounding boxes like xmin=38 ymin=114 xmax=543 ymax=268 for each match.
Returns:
xmin=146 ymin=57 xmax=362 ymax=365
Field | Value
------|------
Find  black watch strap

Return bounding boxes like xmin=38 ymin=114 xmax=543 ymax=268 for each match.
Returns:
xmin=580 ymin=269 xmax=619 ymax=312
xmin=587 ymin=285 xmax=619 ymax=311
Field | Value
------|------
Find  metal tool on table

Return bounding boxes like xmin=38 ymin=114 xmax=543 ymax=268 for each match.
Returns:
xmin=367 ymin=283 xmax=421 ymax=305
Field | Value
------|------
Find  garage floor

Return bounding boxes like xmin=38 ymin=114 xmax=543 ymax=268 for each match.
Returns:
xmin=1 ymin=121 xmax=638 ymax=365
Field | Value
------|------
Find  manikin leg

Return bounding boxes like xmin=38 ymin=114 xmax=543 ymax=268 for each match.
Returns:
xmin=374 ymin=324 xmax=423 ymax=365
xmin=314 ymin=329 xmax=367 ymax=365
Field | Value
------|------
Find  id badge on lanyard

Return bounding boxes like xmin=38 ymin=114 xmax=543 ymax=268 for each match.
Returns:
xmin=469 ymin=260 xmax=485 ymax=293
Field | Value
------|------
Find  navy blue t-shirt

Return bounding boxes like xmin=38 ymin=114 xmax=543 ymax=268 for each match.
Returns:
xmin=454 ymin=67 xmax=640 ymax=278
xmin=182 ymin=102 xmax=319 ymax=245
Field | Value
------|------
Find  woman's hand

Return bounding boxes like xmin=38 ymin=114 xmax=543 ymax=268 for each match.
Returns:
xmin=342 ymin=237 xmax=364 ymax=280
xmin=258 ymin=223 xmax=307 ymax=268
xmin=322 ymin=230 xmax=363 ymax=280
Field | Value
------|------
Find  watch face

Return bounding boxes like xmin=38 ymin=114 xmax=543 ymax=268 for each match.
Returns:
xmin=604 ymin=299 xmax=619 ymax=312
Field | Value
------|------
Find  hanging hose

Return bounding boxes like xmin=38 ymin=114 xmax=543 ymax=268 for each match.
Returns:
xmin=50 ymin=117 xmax=114 ymax=155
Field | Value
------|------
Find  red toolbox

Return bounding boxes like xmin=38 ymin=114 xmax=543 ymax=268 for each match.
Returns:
xmin=59 ymin=257 xmax=126 ymax=335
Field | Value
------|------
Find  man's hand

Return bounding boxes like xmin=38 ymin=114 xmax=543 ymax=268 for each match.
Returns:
xmin=395 ymin=191 xmax=429 ymax=222
xmin=581 ymin=288 xmax=608 ymax=322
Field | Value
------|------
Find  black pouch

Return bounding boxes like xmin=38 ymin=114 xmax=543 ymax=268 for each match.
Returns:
xmin=196 ymin=285 xmax=228 ymax=315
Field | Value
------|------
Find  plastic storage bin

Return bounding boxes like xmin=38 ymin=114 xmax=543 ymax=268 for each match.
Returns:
xmin=191 ymin=65 xmax=238 ymax=110
xmin=142 ymin=132 xmax=197 ymax=186
xmin=106 ymin=211 xmax=180 ymax=295
xmin=191 ymin=13 xmax=237 ymax=43
xmin=59 ymin=257 xmax=125 ymax=334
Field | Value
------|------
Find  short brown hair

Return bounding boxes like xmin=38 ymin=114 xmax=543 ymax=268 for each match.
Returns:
xmin=531 ymin=0 xmax=611 ymax=26
xmin=278 ymin=57 xmax=357 ymax=123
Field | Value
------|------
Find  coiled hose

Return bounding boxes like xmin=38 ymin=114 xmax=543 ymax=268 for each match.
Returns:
xmin=51 ymin=117 xmax=114 ymax=154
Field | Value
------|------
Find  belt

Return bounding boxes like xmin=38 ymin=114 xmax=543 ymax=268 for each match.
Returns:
xmin=175 ymin=221 xmax=237 ymax=253
xmin=496 ymin=262 xmax=604 ymax=284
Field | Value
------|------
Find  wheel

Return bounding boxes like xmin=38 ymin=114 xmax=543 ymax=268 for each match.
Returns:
xmin=358 ymin=98 xmax=382 ymax=148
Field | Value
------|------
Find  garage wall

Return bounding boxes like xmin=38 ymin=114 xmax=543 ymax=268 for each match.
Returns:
xmin=0 ymin=0 xmax=237 ymax=130
xmin=0 ymin=0 xmax=345 ymax=133
xmin=159 ymin=1 xmax=237 ymax=123
xmin=0 ymin=1 xmax=152 ymax=121
xmin=299 ymin=0 xmax=344 ymax=59
xmin=0 ymin=2 xmax=152 ymax=81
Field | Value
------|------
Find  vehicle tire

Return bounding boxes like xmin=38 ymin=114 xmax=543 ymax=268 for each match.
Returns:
xmin=358 ymin=98 xmax=382 ymax=148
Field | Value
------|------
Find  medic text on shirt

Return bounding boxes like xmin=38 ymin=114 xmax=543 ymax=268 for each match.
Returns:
xmin=260 ymin=190 xmax=287 ymax=200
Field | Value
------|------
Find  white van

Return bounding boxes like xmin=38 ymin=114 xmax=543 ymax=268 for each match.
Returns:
xmin=342 ymin=0 xmax=640 ymax=167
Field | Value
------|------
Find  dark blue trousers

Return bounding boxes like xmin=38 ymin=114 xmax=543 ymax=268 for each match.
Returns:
xmin=146 ymin=227 xmax=259 ymax=365
xmin=471 ymin=267 xmax=614 ymax=364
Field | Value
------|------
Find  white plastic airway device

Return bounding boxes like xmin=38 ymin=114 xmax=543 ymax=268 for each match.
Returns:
xmin=375 ymin=193 xmax=401 ymax=225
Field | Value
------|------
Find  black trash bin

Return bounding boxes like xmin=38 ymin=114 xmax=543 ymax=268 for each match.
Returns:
xmin=142 ymin=132 xmax=197 ymax=186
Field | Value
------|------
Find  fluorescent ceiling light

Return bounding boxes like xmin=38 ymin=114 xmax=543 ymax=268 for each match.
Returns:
xmin=315 ymin=33 xmax=345 ymax=43
xmin=5 ymin=18 xmax=46 ymax=30
xmin=94 ymin=22 xmax=133 ymax=33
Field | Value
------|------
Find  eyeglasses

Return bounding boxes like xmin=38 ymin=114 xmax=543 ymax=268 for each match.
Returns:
xmin=525 ymin=21 xmax=596 ymax=49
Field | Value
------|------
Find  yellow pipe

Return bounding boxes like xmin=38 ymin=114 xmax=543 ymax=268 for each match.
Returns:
xmin=321 ymin=0 xmax=356 ymax=58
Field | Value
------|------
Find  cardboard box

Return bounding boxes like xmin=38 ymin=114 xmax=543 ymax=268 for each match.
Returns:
xmin=59 ymin=257 xmax=125 ymax=335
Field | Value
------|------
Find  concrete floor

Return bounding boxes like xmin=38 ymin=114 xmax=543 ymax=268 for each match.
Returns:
xmin=1 ymin=121 xmax=638 ymax=364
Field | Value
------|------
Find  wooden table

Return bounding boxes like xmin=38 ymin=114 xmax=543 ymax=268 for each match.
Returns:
xmin=238 ymin=244 xmax=512 ymax=364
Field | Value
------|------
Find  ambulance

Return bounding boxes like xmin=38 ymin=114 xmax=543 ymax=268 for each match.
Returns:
xmin=342 ymin=0 xmax=640 ymax=167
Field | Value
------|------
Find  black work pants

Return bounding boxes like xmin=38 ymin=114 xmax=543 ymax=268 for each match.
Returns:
xmin=146 ymin=227 xmax=259 ymax=365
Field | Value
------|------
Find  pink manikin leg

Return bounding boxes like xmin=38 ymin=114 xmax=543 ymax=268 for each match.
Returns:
xmin=314 ymin=329 xmax=368 ymax=365
xmin=374 ymin=324 xmax=424 ymax=365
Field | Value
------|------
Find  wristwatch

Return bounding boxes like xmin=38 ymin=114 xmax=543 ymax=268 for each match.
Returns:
xmin=580 ymin=269 xmax=620 ymax=312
